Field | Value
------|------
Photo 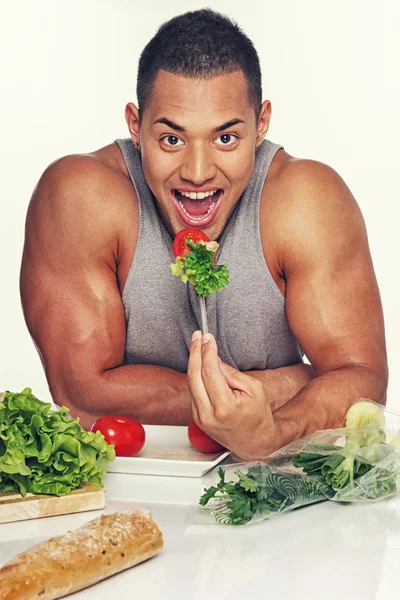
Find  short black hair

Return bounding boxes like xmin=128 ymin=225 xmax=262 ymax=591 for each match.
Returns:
xmin=137 ymin=9 xmax=262 ymax=120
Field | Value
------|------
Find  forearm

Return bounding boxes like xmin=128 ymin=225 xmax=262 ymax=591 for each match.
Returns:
xmin=53 ymin=361 xmax=315 ymax=431
xmin=49 ymin=363 xmax=192 ymax=430
xmin=244 ymin=363 xmax=315 ymax=412
xmin=267 ymin=364 xmax=388 ymax=455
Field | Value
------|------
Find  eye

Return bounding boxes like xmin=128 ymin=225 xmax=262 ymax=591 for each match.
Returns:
xmin=161 ymin=135 xmax=184 ymax=147
xmin=214 ymin=134 xmax=238 ymax=147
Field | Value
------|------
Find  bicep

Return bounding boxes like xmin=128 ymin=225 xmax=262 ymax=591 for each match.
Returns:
xmin=21 ymin=255 xmax=126 ymax=377
xmin=20 ymin=158 xmax=128 ymax=398
xmin=281 ymin=165 xmax=387 ymax=377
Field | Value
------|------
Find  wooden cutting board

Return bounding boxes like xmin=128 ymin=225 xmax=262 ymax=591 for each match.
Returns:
xmin=0 ymin=482 xmax=106 ymax=524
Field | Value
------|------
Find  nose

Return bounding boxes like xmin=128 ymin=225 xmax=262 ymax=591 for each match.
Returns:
xmin=179 ymin=144 xmax=217 ymax=184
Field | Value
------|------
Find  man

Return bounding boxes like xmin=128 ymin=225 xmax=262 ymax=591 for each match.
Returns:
xmin=20 ymin=9 xmax=387 ymax=460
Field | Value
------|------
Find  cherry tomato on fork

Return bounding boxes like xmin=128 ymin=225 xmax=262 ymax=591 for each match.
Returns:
xmin=172 ymin=228 xmax=210 ymax=257
xmin=91 ymin=416 xmax=146 ymax=457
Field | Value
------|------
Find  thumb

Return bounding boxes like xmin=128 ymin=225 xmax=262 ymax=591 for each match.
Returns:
xmin=219 ymin=360 xmax=251 ymax=393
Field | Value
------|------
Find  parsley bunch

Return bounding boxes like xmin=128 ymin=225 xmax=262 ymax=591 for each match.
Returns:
xmin=170 ymin=239 xmax=229 ymax=297
xmin=199 ymin=464 xmax=331 ymax=525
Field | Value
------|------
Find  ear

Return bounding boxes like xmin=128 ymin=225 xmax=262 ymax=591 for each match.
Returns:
xmin=125 ymin=102 xmax=141 ymax=149
xmin=256 ymin=100 xmax=272 ymax=147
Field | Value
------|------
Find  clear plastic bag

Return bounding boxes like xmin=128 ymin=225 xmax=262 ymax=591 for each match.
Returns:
xmin=196 ymin=400 xmax=400 ymax=526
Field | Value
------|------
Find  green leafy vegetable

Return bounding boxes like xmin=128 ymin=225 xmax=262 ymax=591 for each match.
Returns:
xmin=0 ymin=388 xmax=115 ymax=497
xmin=337 ymin=466 xmax=397 ymax=501
xmin=293 ymin=402 xmax=390 ymax=492
xmin=170 ymin=239 xmax=229 ymax=297
xmin=199 ymin=464 xmax=331 ymax=525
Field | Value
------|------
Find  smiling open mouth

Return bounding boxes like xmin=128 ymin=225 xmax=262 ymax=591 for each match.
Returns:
xmin=173 ymin=189 xmax=223 ymax=223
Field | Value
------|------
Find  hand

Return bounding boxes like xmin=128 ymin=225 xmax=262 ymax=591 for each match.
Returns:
xmin=187 ymin=331 xmax=280 ymax=460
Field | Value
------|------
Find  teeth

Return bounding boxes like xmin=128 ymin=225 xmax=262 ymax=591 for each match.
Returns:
xmin=178 ymin=189 xmax=218 ymax=200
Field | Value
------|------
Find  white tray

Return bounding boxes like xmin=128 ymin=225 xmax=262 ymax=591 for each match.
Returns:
xmin=106 ymin=425 xmax=230 ymax=478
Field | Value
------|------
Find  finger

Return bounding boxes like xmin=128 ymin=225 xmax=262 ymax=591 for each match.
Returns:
xmin=200 ymin=334 xmax=234 ymax=409
xmin=187 ymin=330 xmax=213 ymax=420
xmin=219 ymin=361 xmax=253 ymax=394
xmin=191 ymin=401 xmax=201 ymax=425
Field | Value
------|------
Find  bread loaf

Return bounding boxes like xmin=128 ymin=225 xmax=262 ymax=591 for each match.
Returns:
xmin=0 ymin=510 xmax=163 ymax=600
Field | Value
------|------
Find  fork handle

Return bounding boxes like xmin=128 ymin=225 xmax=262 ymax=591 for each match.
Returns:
xmin=199 ymin=295 xmax=209 ymax=335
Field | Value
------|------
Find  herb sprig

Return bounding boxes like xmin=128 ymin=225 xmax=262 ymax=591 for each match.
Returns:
xmin=199 ymin=464 xmax=331 ymax=525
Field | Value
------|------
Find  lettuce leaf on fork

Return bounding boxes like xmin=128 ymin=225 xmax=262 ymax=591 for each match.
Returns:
xmin=170 ymin=238 xmax=229 ymax=297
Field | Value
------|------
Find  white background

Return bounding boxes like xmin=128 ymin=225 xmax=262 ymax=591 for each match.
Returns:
xmin=1 ymin=0 xmax=399 ymax=409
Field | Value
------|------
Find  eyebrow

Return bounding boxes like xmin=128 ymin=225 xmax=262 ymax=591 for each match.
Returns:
xmin=152 ymin=117 xmax=245 ymax=133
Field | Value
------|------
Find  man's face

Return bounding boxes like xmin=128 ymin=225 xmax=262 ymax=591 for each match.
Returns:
xmin=133 ymin=70 xmax=267 ymax=241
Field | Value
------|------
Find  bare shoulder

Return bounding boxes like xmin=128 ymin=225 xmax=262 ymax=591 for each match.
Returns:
xmin=31 ymin=144 xmax=135 ymax=226
xmin=268 ymin=155 xmax=360 ymax=219
xmin=263 ymin=155 xmax=367 ymax=273
xmin=26 ymin=144 xmax=137 ymax=269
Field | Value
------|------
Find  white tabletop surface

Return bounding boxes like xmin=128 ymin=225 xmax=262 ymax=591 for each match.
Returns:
xmin=2 ymin=464 xmax=400 ymax=600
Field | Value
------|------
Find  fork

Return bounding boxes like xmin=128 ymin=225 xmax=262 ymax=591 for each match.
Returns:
xmin=199 ymin=295 xmax=208 ymax=335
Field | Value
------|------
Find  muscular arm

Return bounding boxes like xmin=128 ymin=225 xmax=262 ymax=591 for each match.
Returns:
xmin=268 ymin=160 xmax=388 ymax=450
xmin=20 ymin=156 xmax=191 ymax=430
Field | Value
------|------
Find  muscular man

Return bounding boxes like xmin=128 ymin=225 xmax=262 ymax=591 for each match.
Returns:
xmin=20 ymin=9 xmax=387 ymax=459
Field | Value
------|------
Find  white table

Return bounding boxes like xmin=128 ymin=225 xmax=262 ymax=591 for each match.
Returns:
xmin=2 ymin=470 xmax=400 ymax=599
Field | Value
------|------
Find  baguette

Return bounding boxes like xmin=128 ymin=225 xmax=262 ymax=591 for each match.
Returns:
xmin=0 ymin=510 xmax=163 ymax=600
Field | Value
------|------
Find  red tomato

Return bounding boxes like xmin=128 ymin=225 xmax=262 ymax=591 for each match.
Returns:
xmin=188 ymin=421 xmax=226 ymax=453
xmin=172 ymin=228 xmax=209 ymax=257
xmin=91 ymin=416 xmax=146 ymax=457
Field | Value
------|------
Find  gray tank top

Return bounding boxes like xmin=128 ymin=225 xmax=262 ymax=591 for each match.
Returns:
xmin=115 ymin=138 xmax=302 ymax=372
